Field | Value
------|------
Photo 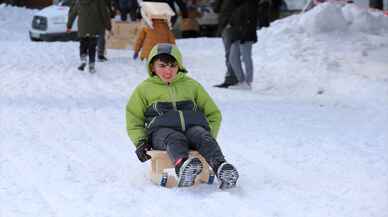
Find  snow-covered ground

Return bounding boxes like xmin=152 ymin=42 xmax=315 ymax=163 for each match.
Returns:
xmin=1 ymin=3 xmax=388 ymax=217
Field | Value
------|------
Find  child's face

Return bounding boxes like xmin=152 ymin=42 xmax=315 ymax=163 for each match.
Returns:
xmin=152 ymin=59 xmax=179 ymax=83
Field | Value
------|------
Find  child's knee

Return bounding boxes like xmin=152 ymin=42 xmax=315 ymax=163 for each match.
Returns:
xmin=187 ymin=126 xmax=216 ymax=144
xmin=164 ymin=129 xmax=187 ymax=145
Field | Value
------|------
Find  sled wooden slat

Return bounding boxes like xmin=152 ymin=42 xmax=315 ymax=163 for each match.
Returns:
xmin=147 ymin=150 xmax=213 ymax=188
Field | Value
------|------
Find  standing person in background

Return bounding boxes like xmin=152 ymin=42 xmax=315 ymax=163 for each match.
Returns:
xmin=112 ymin=0 xmax=120 ymax=16
xmin=119 ymin=0 xmax=141 ymax=21
xmin=228 ymin=0 xmax=258 ymax=89
xmin=132 ymin=4 xmax=176 ymax=61
xmin=67 ymin=0 xmax=112 ymax=73
xmin=180 ymin=0 xmax=201 ymax=38
xmin=258 ymin=0 xmax=271 ymax=28
xmin=133 ymin=18 xmax=176 ymax=61
xmin=212 ymin=0 xmax=238 ymax=88
xmin=142 ymin=0 xmax=188 ymax=26
xmin=270 ymin=0 xmax=282 ymax=22
xmin=97 ymin=0 xmax=114 ymax=62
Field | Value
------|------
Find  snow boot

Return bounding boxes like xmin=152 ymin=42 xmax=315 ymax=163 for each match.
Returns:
xmin=98 ymin=55 xmax=108 ymax=62
xmin=88 ymin=63 xmax=96 ymax=74
xmin=78 ymin=56 xmax=87 ymax=71
xmin=176 ymin=157 xmax=203 ymax=187
xmin=213 ymin=75 xmax=238 ymax=88
xmin=216 ymin=162 xmax=239 ymax=189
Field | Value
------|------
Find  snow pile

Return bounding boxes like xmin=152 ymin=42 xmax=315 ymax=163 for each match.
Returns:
xmin=0 ymin=4 xmax=37 ymax=41
xmin=255 ymin=2 xmax=388 ymax=103
xmin=299 ymin=2 xmax=388 ymax=34
xmin=299 ymin=3 xmax=348 ymax=33
xmin=285 ymin=0 xmax=309 ymax=10
xmin=343 ymin=3 xmax=388 ymax=33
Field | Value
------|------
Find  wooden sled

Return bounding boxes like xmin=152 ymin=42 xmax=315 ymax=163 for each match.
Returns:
xmin=147 ymin=150 xmax=215 ymax=188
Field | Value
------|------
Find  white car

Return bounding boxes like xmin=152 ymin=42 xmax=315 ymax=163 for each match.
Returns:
xmin=29 ymin=0 xmax=78 ymax=41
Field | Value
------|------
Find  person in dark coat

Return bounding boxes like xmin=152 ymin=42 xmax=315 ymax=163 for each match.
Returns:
xmin=212 ymin=0 xmax=241 ymax=88
xmin=67 ymin=0 xmax=112 ymax=73
xmin=228 ymin=0 xmax=258 ymax=89
xmin=142 ymin=0 xmax=188 ymax=26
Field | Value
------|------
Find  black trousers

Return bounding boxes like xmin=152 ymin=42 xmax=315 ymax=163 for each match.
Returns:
xmin=79 ymin=37 xmax=97 ymax=63
xmin=151 ymin=126 xmax=225 ymax=170
xmin=97 ymin=32 xmax=105 ymax=57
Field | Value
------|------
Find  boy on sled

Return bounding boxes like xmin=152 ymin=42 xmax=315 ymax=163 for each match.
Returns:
xmin=126 ymin=43 xmax=239 ymax=189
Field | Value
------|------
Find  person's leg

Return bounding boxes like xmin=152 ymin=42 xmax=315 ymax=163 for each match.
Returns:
xmin=151 ymin=127 xmax=202 ymax=187
xmin=222 ymin=28 xmax=236 ymax=80
xmin=229 ymin=41 xmax=245 ymax=83
xmin=79 ymin=37 xmax=88 ymax=61
xmin=128 ymin=0 xmax=139 ymax=21
xmin=240 ymin=42 xmax=254 ymax=85
xmin=97 ymin=32 xmax=107 ymax=61
xmin=186 ymin=126 xmax=239 ymax=189
xmin=88 ymin=36 xmax=97 ymax=73
xmin=185 ymin=126 xmax=225 ymax=171
xmin=78 ymin=37 xmax=88 ymax=70
xmin=151 ymin=128 xmax=190 ymax=162
xmin=215 ymin=28 xmax=238 ymax=87
xmin=119 ymin=0 xmax=129 ymax=21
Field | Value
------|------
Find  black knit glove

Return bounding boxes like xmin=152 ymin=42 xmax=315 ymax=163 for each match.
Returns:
xmin=135 ymin=140 xmax=152 ymax=162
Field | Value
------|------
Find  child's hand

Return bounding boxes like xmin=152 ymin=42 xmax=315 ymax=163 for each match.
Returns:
xmin=66 ymin=28 xmax=72 ymax=33
xmin=135 ymin=141 xmax=151 ymax=162
xmin=133 ymin=52 xmax=139 ymax=60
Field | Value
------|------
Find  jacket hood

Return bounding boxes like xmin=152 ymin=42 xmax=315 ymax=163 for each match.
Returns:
xmin=146 ymin=43 xmax=187 ymax=77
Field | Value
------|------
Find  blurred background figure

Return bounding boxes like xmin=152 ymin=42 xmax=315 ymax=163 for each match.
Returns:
xmin=228 ymin=0 xmax=258 ymax=90
xmin=180 ymin=0 xmax=202 ymax=38
xmin=132 ymin=2 xmax=176 ymax=61
xmin=67 ymin=0 xmax=112 ymax=73
xmin=212 ymin=0 xmax=238 ymax=88
xmin=143 ymin=0 xmax=188 ymax=26
xmin=97 ymin=0 xmax=114 ymax=62
xmin=118 ymin=0 xmax=141 ymax=21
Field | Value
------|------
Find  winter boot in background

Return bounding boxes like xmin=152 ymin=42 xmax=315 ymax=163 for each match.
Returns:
xmin=228 ymin=82 xmax=252 ymax=90
xmin=78 ymin=55 xmax=87 ymax=71
xmin=98 ymin=55 xmax=108 ymax=62
xmin=216 ymin=162 xmax=239 ymax=189
xmin=88 ymin=62 xmax=96 ymax=74
xmin=214 ymin=75 xmax=238 ymax=88
xmin=176 ymin=157 xmax=203 ymax=187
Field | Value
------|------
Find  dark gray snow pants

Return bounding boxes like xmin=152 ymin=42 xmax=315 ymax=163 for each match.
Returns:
xmin=151 ymin=126 xmax=225 ymax=170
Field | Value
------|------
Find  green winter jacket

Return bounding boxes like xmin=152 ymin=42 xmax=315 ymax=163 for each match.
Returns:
xmin=67 ymin=0 xmax=111 ymax=37
xmin=126 ymin=45 xmax=222 ymax=148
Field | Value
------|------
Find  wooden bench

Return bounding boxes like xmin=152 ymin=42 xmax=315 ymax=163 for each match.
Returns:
xmin=147 ymin=150 xmax=215 ymax=188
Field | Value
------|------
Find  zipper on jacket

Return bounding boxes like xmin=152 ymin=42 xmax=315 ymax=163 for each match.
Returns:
xmin=178 ymin=110 xmax=186 ymax=132
xmin=147 ymin=117 xmax=156 ymax=129
xmin=168 ymin=85 xmax=177 ymax=110
xmin=154 ymin=102 xmax=161 ymax=115
xmin=168 ymin=85 xmax=185 ymax=131
xmin=193 ymin=101 xmax=198 ymax=111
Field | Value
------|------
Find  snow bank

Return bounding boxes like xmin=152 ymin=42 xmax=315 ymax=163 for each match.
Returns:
xmin=299 ymin=3 xmax=348 ymax=33
xmin=255 ymin=2 xmax=388 ymax=103
xmin=0 ymin=4 xmax=37 ymax=41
